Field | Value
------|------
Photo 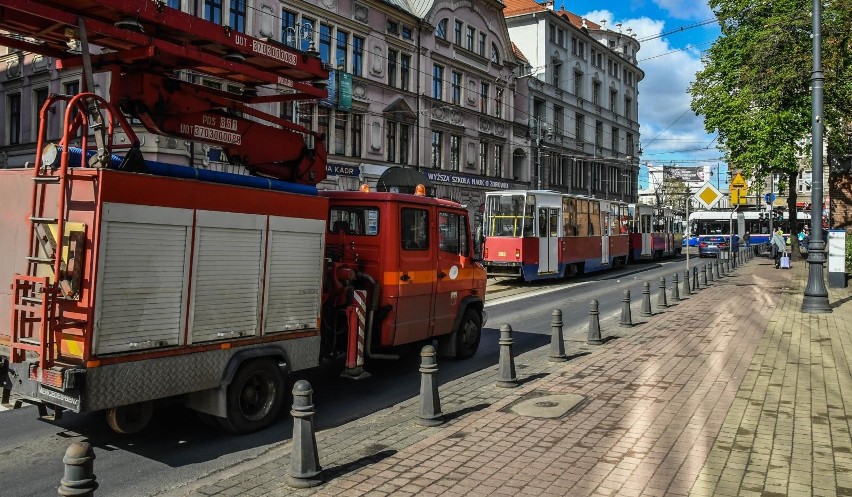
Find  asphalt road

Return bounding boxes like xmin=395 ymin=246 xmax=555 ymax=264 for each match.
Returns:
xmin=0 ymin=256 xmax=696 ymax=496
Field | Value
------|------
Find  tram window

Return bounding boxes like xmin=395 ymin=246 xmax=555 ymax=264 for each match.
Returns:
xmin=563 ymin=197 xmax=578 ymax=236
xmin=538 ymin=209 xmax=548 ymax=237
xmin=550 ymin=209 xmax=559 ymax=237
xmin=401 ymin=208 xmax=429 ymax=250
xmin=577 ymin=200 xmax=590 ymax=237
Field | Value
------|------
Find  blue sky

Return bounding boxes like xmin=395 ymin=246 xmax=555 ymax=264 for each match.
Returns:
xmin=563 ymin=1 xmax=727 ymax=189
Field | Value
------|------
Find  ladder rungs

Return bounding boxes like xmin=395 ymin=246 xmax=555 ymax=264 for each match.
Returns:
xmin=30 ymin=217 xmax=58 ymax=224
xmin=20 ymin=296 xmax=45 ymax=305
xmin=33 ymin=176 xmax=61 ymax=184
xmin=26 ymin=256 xmax=55 ymax=264
xmin=62 ymin=311 xmax=88 ymax=321
xmin=18 ymin=338 xmax=41 ymax=346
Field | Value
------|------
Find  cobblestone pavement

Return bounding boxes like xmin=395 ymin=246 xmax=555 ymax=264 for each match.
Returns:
xmin=158 ymin=254 xmax=852 ymax=497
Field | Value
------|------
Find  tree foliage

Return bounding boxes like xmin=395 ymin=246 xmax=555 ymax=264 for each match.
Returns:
xmin=689 ymin=0 xmax=852 ymax=238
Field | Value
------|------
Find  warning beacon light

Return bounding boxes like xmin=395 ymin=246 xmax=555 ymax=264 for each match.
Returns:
xmin=414 ymin=184 xmax=426 ymax=196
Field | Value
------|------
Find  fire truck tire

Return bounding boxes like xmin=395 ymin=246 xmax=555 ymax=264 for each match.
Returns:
xmin=218 ymin=359 xmax=285 ymax=434
xmin=455 ymin=309 xmax=482 ymax=359
xmin=106 ymin=401 xmax=154 ymax=434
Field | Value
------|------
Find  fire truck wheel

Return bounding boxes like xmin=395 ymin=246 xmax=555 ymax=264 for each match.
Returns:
xmin=219 ymin=359 xmax=285 ymax=434
xmin=455 ymin=309 xmax=482 ymax=359
xmin=105 ymin=401 xmax=154 ymax=434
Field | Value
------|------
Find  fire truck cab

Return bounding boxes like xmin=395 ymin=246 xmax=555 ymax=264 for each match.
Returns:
xmin=323 ymin=190 xmax=487 ymax=361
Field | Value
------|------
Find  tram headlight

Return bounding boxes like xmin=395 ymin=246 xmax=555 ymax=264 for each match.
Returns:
xmin=515 ymin=249 xmax=520 ymax=260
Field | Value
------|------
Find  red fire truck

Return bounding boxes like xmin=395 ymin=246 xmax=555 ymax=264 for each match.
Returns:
xmin=0 ymin=0 xmax=486 ymax=434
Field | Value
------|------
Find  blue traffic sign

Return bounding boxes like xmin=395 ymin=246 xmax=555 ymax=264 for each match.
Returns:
xmin=764 ymin=193 xmax=776 ymax=204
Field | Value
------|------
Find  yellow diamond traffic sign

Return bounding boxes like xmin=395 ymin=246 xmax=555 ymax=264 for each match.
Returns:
xmin=694 ymin=181 xmax=723 ymax=209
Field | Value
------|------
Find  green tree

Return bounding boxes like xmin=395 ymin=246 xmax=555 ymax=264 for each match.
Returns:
xmin=689 ymin=0 xmax=852 ymax=254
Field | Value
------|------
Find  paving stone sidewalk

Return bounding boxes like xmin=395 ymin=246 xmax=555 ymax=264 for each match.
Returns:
xmin=160 ymin=255 xmax=852 ymax=497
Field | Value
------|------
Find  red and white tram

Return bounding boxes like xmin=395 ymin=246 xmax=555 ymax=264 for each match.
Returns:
xmin=482 ymin=191 xmax=630 ymax=281
xmin=627 ymin=204 xmax=681 ymax=261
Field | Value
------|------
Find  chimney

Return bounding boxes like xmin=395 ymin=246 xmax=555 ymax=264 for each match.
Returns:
xmin=544 ymin=1 xmax=555 ymax=10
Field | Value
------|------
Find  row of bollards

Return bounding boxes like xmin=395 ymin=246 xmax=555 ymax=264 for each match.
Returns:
xmin=62 ymin=246 xmax=760 ymax=494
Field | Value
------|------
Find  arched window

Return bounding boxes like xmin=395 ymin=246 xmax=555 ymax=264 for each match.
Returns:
xmin=436 ymin=18 xmax=448 ymax=40
xmin=490 ymin=42 xmax=500 ymax=64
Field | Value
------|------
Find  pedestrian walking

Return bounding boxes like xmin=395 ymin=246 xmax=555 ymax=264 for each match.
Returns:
xmin=770 ymin=229 xmax=786 ymax=269
xmin=743 ymin=231 xmax=751 ymax=247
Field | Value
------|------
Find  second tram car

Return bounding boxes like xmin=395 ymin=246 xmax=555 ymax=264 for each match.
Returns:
xmin=626 ymin=204 xmax=681 ymax=261
xmin=482 ymin=190 xmax=630 ymax=281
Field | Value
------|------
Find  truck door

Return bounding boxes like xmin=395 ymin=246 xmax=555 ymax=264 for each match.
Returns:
xmin=537 ymin=207 xmax=559 ymax=274
xmin=396 ymin=206 xmax=435 ymax=343
xmin=434 ymin=210 xmax=471 ymax=335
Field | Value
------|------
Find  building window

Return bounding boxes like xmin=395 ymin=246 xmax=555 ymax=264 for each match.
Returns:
xmin=336 ymin=30 xmax=348 ymax=70
xmin=552 ymin=62 xmax=561 ymax=88
xmin=387 ymin=20 xmax=398 ymax=34
xmin=319 ymin=24 xmax=332 ymax=64
xmin=432 ymin=64 xmax=444 ymax=100
xmin=571 ymin=36 xmax=577 ymax=55
xmin=8 ymin=93 xmax=21 ymax=145
xmin=168 ymin=0 xmax=181 ymax=8
xmin=624 ymin=96 xmax=632 ymax=120
xmin=204 ymin=0 xmax=222 ymax=24
xmin=479 ymin=33 xmax=486 ymax=56
xmin=387 ymin=121 xmax=397 ymax=162
xmin=575 ymin=113 xmax=585 ymax=143
xmin=229 ymin=0 xmax=246 ymax=32
xmin=626 ymin=133 xmax=634 ymax=156
xmin=400 ymin=124 xmax=409 ymax=165
xmin=610 ymin=89 xmax=618 ymax=113
xmin=431 ymin=130 xmax=443 ymax=168
xmin=454 ymin=20 xmax=463 ymax=45
xmin=466 ymin=27 xmax=475 ymax=52
xmin=282 ymin=10 xmax=297 ymax=47
xmin=593 ymin=81 xmax=601 ymax=105
xmin=351 ymin=114 xmax=362 ymax=157
xmin=558 ymin=29 xmax=565 ymax=47
xmin=491 ymin=43 xmax=501 ymax=64
xmin=281 ymin=101 xmax=295 ymax=121
xmin=479 ymin=141 xmax=488 ymax=175
xmin=495 ymin=87 xmax=503 ymax=119
xmin=595 ymin=121 xmax=603 ymax=149
xmin=450 ymin=135 xmax=460 ymax=171
xmin=388 ymin=48 xmax=398 ymax=87
xmin=494 ymin=144 xmax=503 ymax=177
xmin=300 ymin=18 xmax=315 ymax=52
xmin=554 ymin=106 xmax=563 ymax=136
xmin=353 ymin=36 xmax=364 ymax=76
xmin=33 ymin=87 xmax=49 ymax=140
xmin=611 ymin=127 xmax=618 ymax=154
xmin=451 ymin=71 xmax=462 ymax=105
xmin=334 ymin=112 xmax=348 ymax=155
xmin=400 ymin=53 xmax=411 ymax=91
xmin=402 ymin=26 xmax=412 ymax=40
xmin=549 ymin=24 xmax=556 ymax=43
xmin=798 ymin=170 xmax=813 ymax=192
xmin=317 ymin=107 xmax=330 ymax=144
xmin=574 ymin=71 xmax=583 ymax=98
xmin=436 ymin=19 xmax=448 ymax=40
xmin=480 ymin=82 xmax=489 ymax=114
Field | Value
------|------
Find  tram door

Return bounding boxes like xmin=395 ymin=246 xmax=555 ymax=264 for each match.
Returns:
xmin=601 ymin=208 xmax=610 ymax=264
xmin=537 ymin=207 xmax=559 ymax=274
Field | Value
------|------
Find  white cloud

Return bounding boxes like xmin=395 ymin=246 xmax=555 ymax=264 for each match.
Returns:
xmin=582 ymin=10 xmax=721 ymax=167
xmin=652 ymin=0 xmax=714 ymax=21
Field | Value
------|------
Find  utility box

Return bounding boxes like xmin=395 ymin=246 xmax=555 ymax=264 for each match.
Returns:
xmin=827 ymin=230 xmax=847 ymax=288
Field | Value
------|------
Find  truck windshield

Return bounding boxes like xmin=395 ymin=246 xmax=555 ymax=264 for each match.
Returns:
xmin=485 ymin=194 xmax=532 ymax=237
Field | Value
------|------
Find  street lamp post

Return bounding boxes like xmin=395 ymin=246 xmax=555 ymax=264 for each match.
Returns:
xmin=802 ymin=0 xmax=830 ymax=313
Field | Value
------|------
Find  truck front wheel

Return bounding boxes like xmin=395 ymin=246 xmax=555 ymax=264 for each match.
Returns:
xmin=455 ymin=309 xmax=482 ymax=359
xmin=218 ymin=359 xmax=285 ymax=434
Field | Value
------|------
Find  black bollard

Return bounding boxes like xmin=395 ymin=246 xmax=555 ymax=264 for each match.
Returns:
xmin=620 ymin=290 xmax=633 ymax=327
xmin=496 ymin=324 xmax=518 ymax=387
xmin=657 ymin=277 xmax=668 ymax=309
xmin=701 ymin=264 xmax=708 ymax=287
xmin=683 ymin=269 xmax=691 ymax=296
xmin=715 ymin=259 xmax=722 ymax=279
xmin=287 ymin=381 xmax=322 ymax=488
xmin=416 ymin=345 xmax=444 ymax=426
xmin=59 ymin=442 xmax=97 ymax=497
xmin=640 ymin=282 xmax=653 ymax=317
xmin=549 ymin=310 xmax=568 ymax=362
xmin=671 ymin=272 xmax=681 ymax=302
xmin=692 ymin=266 xmax=699 ymax=291
xmin=588 ymin=300 xmax=603 ymax=345
xmin=707 ymin=262 xmax=715 ymax=283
